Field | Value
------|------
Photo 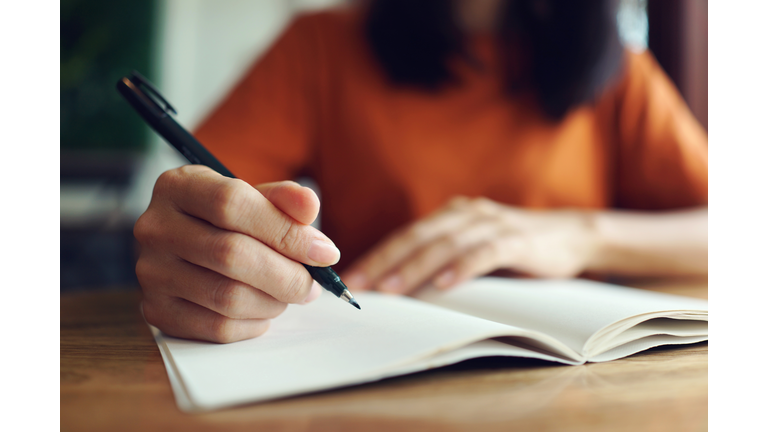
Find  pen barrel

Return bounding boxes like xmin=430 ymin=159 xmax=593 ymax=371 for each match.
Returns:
xmin=154 ymin=117 xmax=235 ymax=178
xmin=303 ymin=265 xmax=347 ymax=297
xmin=116 ymin=78 xmax=235 ymax=178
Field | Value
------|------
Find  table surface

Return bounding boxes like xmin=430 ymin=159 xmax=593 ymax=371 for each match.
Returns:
xmin=61 ymin=278 xmax=707 ymax=432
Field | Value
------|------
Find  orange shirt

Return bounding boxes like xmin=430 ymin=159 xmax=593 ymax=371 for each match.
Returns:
xmin=195 ymin=9 xmax=708 ymax=270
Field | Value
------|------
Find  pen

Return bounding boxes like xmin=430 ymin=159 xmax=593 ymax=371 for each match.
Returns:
xmin=117 ymin=71 xmax=360 ymax=310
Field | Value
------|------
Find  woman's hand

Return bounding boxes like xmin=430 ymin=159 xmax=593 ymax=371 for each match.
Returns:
xmin=134 ymin=165 xmax=341 ymax=343
xmin=341 ymin=197 xmax=600 ymax=294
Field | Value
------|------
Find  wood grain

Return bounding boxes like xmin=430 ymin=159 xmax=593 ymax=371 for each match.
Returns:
xmin=61 ymin=278 xmax=707 ymax=432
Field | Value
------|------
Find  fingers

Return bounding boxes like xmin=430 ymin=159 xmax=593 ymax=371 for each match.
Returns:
xmin=374 ymin=221 xmax=503 ymax=294
xmin=137 ymin=207 xmax=317 ymax=304
xmin=433 ymin=235 xmax=526 ymax=290
xmin=255 ymin=181 xmax=320 ymax=226
xmin=135 ymin=166 xmax=335 ymax=343
xmin=343 ymin=197 xmax=595 ymax=296
xmin=344 ymin=202 xmax=485 ymax=291
xmin=136 ymin=250 xmax=290 ymax=320
xmin=142 ymin=291 xmax=271 ymax=343
xmin=154 ymin=165 xmax=339 ymax=267
xmin=431 ymin=230 xmax=585 ymax=289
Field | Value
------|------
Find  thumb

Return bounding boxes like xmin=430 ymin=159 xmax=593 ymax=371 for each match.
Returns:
xmin=255 ymin=181 xmax=320 ymax=226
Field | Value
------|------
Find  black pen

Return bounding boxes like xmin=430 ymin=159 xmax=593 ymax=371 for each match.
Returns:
xmin=117 ymin=71 xmax=360 ymax=310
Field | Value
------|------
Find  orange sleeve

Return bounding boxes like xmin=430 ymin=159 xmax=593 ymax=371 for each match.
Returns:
xmin=603 ymin=50 xmax=708 ymax=210
xmin=193 ymin=14 xmax=326 ymax=186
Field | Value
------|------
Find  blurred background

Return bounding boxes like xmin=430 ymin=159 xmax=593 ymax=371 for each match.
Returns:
xmin=60 ymin=0 xmax=707 ymax=292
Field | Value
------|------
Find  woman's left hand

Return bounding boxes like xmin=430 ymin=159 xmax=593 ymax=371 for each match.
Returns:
xmin=341 ymin=196 xmax=600 ymax=294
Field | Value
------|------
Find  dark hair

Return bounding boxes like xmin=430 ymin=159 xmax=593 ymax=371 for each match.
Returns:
xmin=365 ymin=0 xmax=624 ymax=119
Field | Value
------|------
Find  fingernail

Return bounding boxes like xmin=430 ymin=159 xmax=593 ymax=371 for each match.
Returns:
xmin=307 ymin=240 xmax=340 ymax=264
xmin=379 ymin=274 xmax=404 ymax=293
xmin=435 ymin=270 xmax=456 ymax=289
xmin=301 ymin=282 xmax=322 ymax=304
xmin=344 ymin=272 xmax=368 ymax=291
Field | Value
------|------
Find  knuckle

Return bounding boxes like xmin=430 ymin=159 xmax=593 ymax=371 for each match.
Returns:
xmin=438 ymin=234 xmax=462 ymax=253
xmin=210 ymin=180 xmax=249 ymax=227
xmin=211 ymin=280 xmax=248 ymax=318
xmin=274 ymin=266 xmax=312 ymax=303
xmin=153 ymin=168 xmax=182 ymax=199
xmin=141 ymin=299 xmax=162 ymax=328
xmin=133 ymin=212 xmax=151 ymax=244
xmin=209 ymin=234 xmax=246 ymax=273
xmin=133 ymin=210 xmax=165 ymax=247
xmin=135 ymin=258 xmax=175 ymax=296
xmin=134 ymin=257 xmax=155 ymax=287
xmin=275 ymin=219 xmax=304 ymax=254
xmin=209 ymin=315 xmax=238 ymax=343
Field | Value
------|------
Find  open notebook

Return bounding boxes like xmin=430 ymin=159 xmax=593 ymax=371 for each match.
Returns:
xmin=150 ymin=277 xmax=708 ymax=412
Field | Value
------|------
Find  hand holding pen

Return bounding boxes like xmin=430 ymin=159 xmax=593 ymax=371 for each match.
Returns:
xmin=121 ymin=72 xmax=358 ymax=344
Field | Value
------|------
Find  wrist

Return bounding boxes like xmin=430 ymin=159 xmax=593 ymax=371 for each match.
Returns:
xmin=582 ymin=210 xmax=611 ymax=274
xmin=583 ymin=208 xmax=708 ymax=277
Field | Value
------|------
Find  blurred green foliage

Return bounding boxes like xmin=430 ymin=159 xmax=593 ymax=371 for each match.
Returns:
xmin=61 ymin=0 xmax=155 ymax=152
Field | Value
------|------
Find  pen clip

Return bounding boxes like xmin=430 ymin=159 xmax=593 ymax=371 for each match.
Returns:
xmin=129 ymin=70 xmax=178 ymax=116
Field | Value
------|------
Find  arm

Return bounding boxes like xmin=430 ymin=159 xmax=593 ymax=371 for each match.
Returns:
xmin=342 ymin=51 xmax=708 ymax=294
xmin=590 ymin=207 xmax=707 ymax=277
xmin=341 ymin=198 xmax=706 ymax=294
xmin=589 ymin=50 xmax=709 ymax=274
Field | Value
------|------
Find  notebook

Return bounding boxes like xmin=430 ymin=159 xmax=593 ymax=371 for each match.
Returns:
xmin=150 ymin=277 xmax=708 ymax=412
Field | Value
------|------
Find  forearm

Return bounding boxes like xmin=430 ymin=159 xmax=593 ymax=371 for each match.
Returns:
xmin=587 ymin=207 xmax=708 ymax=277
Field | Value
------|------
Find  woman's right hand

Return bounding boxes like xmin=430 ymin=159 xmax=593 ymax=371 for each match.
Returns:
xmin=134 ymin=165 xmax=340 ymax=343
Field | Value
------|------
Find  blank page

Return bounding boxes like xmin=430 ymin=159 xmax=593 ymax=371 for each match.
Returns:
xmin=158 ymin=290 xmax=540 ymax=411
xmin=416 ymin=278 xmax=708 ymax=354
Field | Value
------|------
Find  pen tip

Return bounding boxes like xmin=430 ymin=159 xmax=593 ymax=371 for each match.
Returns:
xmin=350 ymin=299 xmax=361 ymax=310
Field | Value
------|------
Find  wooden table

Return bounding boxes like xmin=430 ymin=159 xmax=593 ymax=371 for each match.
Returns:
xmin=61 ymin=278 xmax=707 ymax=432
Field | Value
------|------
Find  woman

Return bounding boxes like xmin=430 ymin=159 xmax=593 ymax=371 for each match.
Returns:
xmin=134 ymin=0 xmax=707 ymax=343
